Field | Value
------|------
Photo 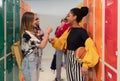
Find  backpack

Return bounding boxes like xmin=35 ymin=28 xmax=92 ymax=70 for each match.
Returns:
xmin=11 ymin=41 xmax=23 ymax=70
xmin=11 ymin=41 xmax=25 ymax=81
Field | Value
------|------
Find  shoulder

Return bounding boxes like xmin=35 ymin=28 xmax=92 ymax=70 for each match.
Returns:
xmin=71 ymin=27 xmax=87 ymax=33
xmin=78 ymin=27 xmax=88 ymax=34
xmin=74 ymin=27 xmax=89 ymax=38
xmin=22 ymin=32 xmax=31 ymax=42
xmin=79 ymin=27 xmax=86 ymax=31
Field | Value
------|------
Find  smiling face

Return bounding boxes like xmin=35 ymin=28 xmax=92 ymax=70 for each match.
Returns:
xmin=32 ymin=14 xmax=39 ymax=27
xmin=34 ymin=13 xmax=40 ymax=26
xmin=67 ymin=11 xmax=76 ymax=25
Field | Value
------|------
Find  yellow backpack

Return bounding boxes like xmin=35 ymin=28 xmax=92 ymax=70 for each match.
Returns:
xmin=11 ymin=41 xmax=25 ymax=81
xmin=11 ymin=41 xmax=23 ymax=70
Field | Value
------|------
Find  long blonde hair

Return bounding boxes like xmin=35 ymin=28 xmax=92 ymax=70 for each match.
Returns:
xmin=20 ymin=12 xmax=34 ymax=37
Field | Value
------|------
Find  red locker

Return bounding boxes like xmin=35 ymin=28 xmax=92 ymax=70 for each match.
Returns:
xmin=105 ymin=65 xmax=117 ymax=81
xmin=105 ymin=0 xmax=118 ymax=69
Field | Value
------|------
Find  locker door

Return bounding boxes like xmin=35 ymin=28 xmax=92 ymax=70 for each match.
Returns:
xmin=95 ymin=1 xmax=102 ymax=81
xmin=105 ymin=0 xmax=118 ymax=69
xmin=0 ymin=60 xmax=4 ymax=81
xmin=6 ymin=0 xmax=14 ymax=81
xmin=87 ymin=0 xmax=94 ymax=38
xmin=83 ymin=0 xmax=88 ymax=30
xmin=6 ymin=0 xmax=14 ymax=53
xmin=13 ymin=0 xmax=20 ymax=81
xmin=0 ymin=1 xmax=5 ymax=81
xmin=6 ymin=55 xmax=13 ymax=81
xmin=95 ymin=0 xmax=102 ymax=57
xmin=105 ymin=65 xmax=117 ymax=81
xmin=15 ymin=0 xmax=20 ymax=41
xmin=83 ymin=0 xmax=87 ymax=6
xmin=0 ymin=0 xmax=4 ymax=58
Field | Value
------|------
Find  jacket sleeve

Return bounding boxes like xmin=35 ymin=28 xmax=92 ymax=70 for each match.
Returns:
xmin=52 ymin=28 xmax=70 ymax=50
xmin=81 ymin=37 xmax=99 ymax=69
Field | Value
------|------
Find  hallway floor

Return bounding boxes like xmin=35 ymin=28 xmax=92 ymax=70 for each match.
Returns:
xmin=39 ymin=54 xmax=67 ymax=81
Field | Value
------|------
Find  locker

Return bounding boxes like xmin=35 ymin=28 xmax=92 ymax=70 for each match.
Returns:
xmin=87 ymin=0 xmax=94 ymax=38
xmin=0 ymin=60 xmax=4 ymax=81
xmin=15 ymin=0 xmax=20 ymax=5
xmin=105 ymin=65 xmax=117 ymax=81
xmin=83 ymin=0 xmax=102 ymax=81
xmin=95 ymin=61 xmax=102 ymax=81
xmin=83 ymin=0 xmax=87 ymax=6
xmin=95 ymin=0 xmax=102 ymax=57
xmin=105 ymin=0 xmax=118 ymax=69
xmin=95 ymin=1 xmax=102 ymax=80
xmin=13 ymin=60 xmax=19 ymax=81
xmin=6 ymin=0 xmax=14 ymax=53
xmin=6 ymin=55 xmax=13 ymax=81
xmin=0 ymin=0 xmax=30 ymax=81
xmin=83 ymin=0 xmax=88 ymax=30
xmin=15 ymin=0 xmax=20 ymax=41
xmin=0 ymin=0 xmax=4 ymax=58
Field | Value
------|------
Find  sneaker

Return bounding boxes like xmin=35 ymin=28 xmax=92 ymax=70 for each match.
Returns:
xmin=39 ymin=68 xmax=44 ymax=72
xmin=54 ymin=78 xmax=64 ymax=81
xmin=55 ymin=78 xmax=57 ymax=81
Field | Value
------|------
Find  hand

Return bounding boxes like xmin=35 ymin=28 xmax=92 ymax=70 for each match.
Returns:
xmin=48 ymin=38 xmax=54 ymax=43
xmin=46 ymin=26 xmax=53 ymax=34
xmin=81 ymin=66 xmax=88 ymax=76
xmin=38 ymin=29 xmax=44 ymax=36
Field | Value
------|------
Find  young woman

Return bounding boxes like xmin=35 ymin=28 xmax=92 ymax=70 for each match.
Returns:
xmin=66 ymin=7 xmax=99 ymax=81
xmin=34 ymin=13 xmax=44 ymax=71
xmin=20 ymin=12 xmax=52 ymax=81
xmin=49 ymin=18 xmax=70 ymax=81
xmin=54 ymin=18 xmax=70 ymax=81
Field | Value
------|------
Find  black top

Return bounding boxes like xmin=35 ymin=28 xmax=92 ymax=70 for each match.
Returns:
xmin=67 ymin=27 xmax=89 ymax=51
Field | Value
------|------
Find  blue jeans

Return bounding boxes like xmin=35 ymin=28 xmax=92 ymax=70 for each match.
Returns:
xmin=22 ymin=54 xmax=39 ymax=81
xmin=56 ymin=50 xmax=64 ymax=81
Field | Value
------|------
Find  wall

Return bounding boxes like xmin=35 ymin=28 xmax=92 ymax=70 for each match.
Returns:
xmin=39 ymin=14 xmax=65 ymax=59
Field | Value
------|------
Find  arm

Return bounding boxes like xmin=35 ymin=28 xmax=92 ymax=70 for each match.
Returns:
xmin=80 ymin=37 xmax=99 ymax=76
xmin=38 ymin=26 xmax=52 ymax=48
xmin=82 ymin=37 xmax=99 ymax=69
xmin=50 ymin=28 xmax=70 ymax=50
